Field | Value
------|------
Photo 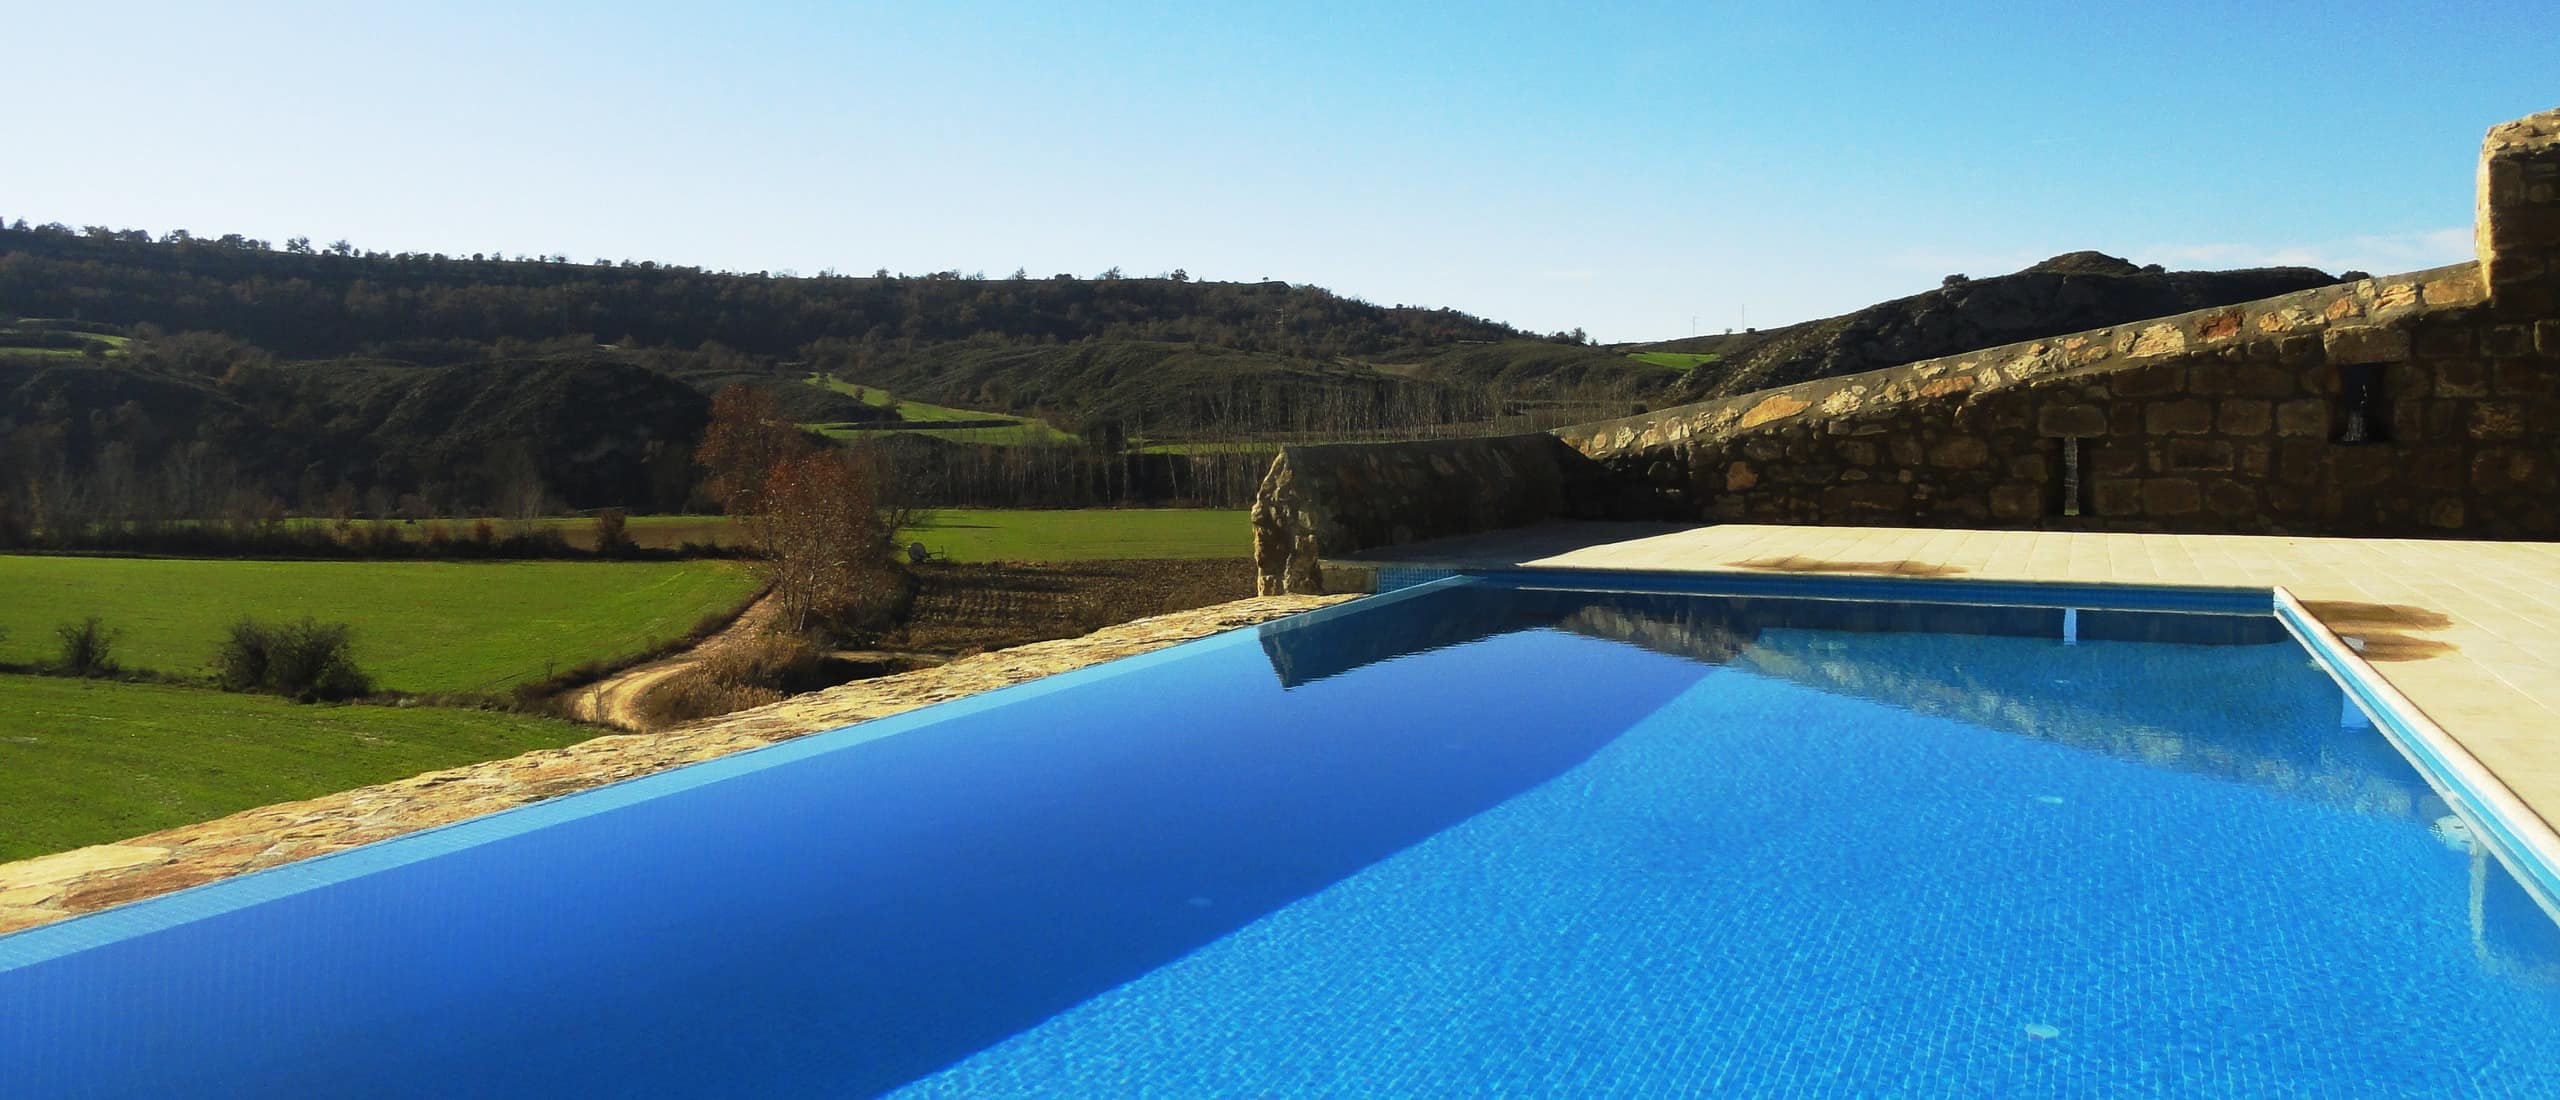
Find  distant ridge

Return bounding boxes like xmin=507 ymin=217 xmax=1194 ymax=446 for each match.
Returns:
xmin=1643 ymin=252 xmax=2343 ymax=403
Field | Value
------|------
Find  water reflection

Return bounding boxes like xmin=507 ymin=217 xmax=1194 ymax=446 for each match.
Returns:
xmin=1260 ymin=579 xmax=2560 ymax=984
xmin=1262 ymin=583 xmax=2425 ymax=823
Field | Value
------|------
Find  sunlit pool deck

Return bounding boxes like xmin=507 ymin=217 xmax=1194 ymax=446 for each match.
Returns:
xmin=1339 ymin=521 xmax=2560 ymax=860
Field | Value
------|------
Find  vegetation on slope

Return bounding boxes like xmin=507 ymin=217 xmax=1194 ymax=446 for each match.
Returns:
xmin=0 ymin=221 xmax=1610 ymax=515
xmin=801 ymin=373 xmax=1081 ymax=446
xmin=1 ymin=224 xmax=2347 ymax=521
xmin=1626 ymin=351 xmax=1720 ymax=371
xmin=0 ymin=226 xmax=1531 ymax=360
xmin=1648 ymin=251 xmax=2344 ymax=403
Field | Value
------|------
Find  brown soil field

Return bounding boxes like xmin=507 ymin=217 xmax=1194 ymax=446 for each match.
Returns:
xmin=888 ymin=558 xmax=1257 ymax=654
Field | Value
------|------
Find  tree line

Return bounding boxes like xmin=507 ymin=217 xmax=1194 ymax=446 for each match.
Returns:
xmin=1 ymin=217 xmax=1668 ymax=524
xmin=0 ymin=221 xmax=1536 ymax=362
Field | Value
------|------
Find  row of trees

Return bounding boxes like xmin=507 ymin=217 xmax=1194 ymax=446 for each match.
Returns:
xmin=0 ymin=223 xmax=1538 ymax=362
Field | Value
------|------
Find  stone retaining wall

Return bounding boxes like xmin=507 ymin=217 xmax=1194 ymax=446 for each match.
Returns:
xmin=1557 ymin=261 xmax=2557 ymax=536
xmin=1251 ymin=434 xmax=1621 ymax=594
xmin=1252 ymin=106 xmax=2560 ymax=593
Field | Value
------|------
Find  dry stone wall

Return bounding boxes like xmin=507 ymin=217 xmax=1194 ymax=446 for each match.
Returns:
xmin=1251 ymin=106 xmax=2560 ymax=594
xmin=1250 ymin=434 xmax=1622 ymax=594
xmin=1558 ymin=262 xmax=2555 ymax=537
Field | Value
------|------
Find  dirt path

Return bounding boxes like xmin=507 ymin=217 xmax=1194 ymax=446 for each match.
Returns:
xmin=568 ymin=593 xmax=783 ymax=731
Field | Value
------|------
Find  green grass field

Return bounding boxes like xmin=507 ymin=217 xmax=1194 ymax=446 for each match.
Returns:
xmin=545 ymin=507 xmax=1246 ymax=561
xmin=1627 ymin=351 xmax=1721 ymax=370
xmin=0 ymin=558 xmax=762 ymax=694
xmin=810 ymin=420 xmax=1081 ymax=446
xmin=901 ymin=509 xmax=1248 ymax=562
xmin=1130 ymin=441 xmax=1285 ymax=455
xmin=0 ymin=324 xmax=126 ymax=359
xmin=805 ymin=373 xmax=1081 ymax=445
xmin=0 ymin=675 xmax=592 ymax=860
xmin=142 ymin=507 xmax=1242 ymax=558
xmin=574 ymin=508 xmax=1248 ymax=559
xmin=806 ymin=375 xmax=997 ymax=423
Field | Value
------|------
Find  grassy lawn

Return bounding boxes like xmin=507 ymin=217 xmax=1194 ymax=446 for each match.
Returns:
xmin=0 ymin=675 xmax=592 ymax=860
xmin=1627 ymin=351 xmax=1721 ymax=370
xmin=900 ymin=509 xmax=1248 ymax=562
xmin=0 ymin=558 xmax=762 ymax=694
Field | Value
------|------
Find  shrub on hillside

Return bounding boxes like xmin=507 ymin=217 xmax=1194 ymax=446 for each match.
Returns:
xmin=53 ymin=617 xmax=120 ymax=678
xmin=592 ymin=508 xmax=635 ymax=557
xmin=214 ymin=617 xmax=373 ymax=702
xmin=356 ymin=518 xmax=407 ymax=555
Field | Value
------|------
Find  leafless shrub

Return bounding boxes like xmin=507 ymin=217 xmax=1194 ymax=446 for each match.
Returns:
xmin=635 ymin=632 xmax=831 ymax=726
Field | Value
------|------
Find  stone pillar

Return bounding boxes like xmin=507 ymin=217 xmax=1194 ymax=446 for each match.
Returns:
xmin=1249 ymin=453 xmax=1318 ymax=596
xmin=2478 ymin=107 xmax=2560 ymax=315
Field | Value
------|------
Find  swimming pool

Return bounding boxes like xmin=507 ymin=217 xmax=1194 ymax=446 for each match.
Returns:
xmin=4 ymin=573 xmax=2558 ymax=1096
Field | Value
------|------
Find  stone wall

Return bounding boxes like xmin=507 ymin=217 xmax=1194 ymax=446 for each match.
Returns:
xmin=1252 ymin=106 xmax=2560 ymax=594
xmin=1251 ymin=434 xmax=1620 ymax=594
xmin=1557 ymin=261 xmax=2557 ymax=536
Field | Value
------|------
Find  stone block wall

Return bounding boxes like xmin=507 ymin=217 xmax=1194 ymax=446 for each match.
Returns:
xmin=1557 ymin=261 xmax=2560 ymax=537
xmin=1253 ymin=106 xmax=2560 ymax=594
xmin=1251 ymin=434 xmax=1618 ymax=594
xmin=2482 ymin=109 xmax=2560 ymax=315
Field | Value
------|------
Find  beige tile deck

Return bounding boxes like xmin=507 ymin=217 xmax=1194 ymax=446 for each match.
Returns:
xmin=1347 ymin=522 xmax=2560 ymax=843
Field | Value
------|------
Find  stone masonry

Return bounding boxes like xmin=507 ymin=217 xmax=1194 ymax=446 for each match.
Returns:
xmin=1255 ymin=106 xmax=2560 ymax=594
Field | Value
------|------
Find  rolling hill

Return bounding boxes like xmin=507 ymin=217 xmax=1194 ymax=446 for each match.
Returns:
xmin=1644 ymin=251 xmax=2344 ymax=403
xmin=0 ymin=222 xmax=2346 ymax=516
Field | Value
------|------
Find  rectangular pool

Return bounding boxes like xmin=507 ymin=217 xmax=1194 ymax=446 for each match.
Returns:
xmin=5 ymin=573 xmax=2560 ymax=1097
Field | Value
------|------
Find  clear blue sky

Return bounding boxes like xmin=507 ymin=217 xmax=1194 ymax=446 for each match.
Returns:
xmin=6 ymin=1 xmax=2553 ymax=342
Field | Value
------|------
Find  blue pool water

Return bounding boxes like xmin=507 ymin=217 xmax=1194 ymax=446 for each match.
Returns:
xmin=5 ymin=576 xmax=2560 ymax=1096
